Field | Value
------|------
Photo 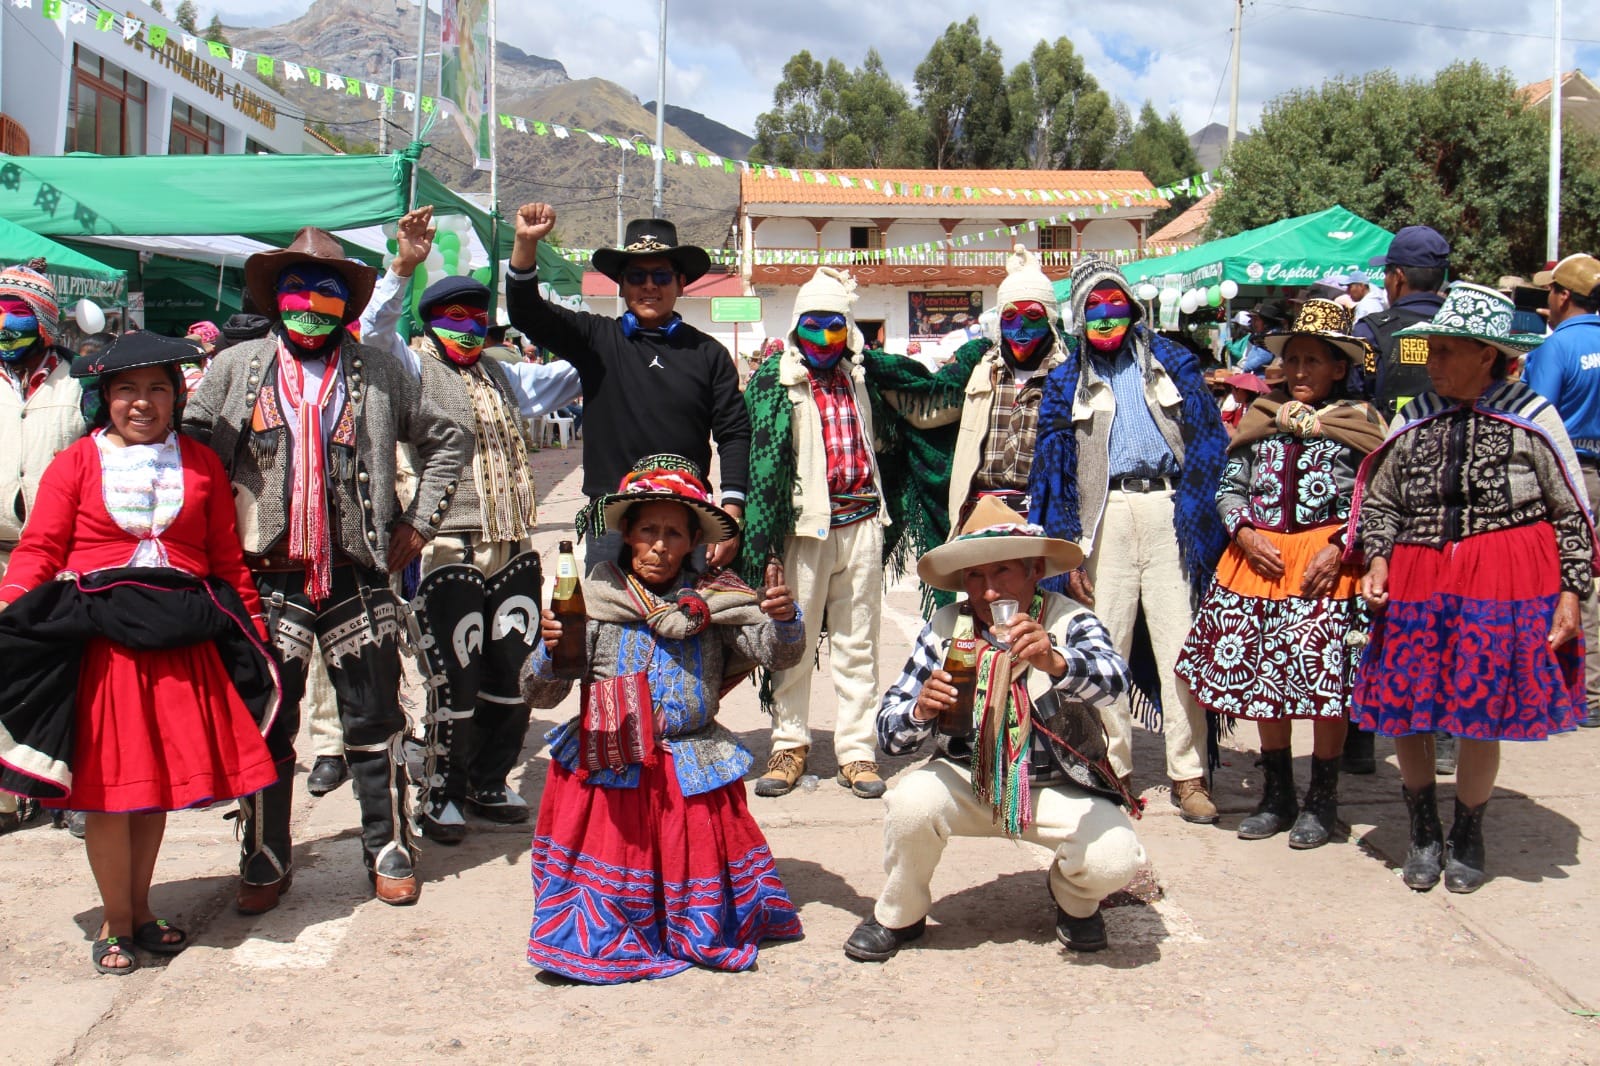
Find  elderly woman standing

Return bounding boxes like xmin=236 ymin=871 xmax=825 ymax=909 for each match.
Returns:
xmin=521 ymin=456 xmax=806 ymax=983
xmin=1178 ymin=301 xmax=1387 ymax=848
xmin=1351 ymin=284 xmax=1593 ymax=894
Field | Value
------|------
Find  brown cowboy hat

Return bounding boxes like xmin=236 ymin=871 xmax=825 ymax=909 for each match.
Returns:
xmin=591 ymin=218 xmax=711 ymax=285
xmin=917 ymin=496 xmax=1084 ymax=592
xmin=244 ymin=227 xmax=378 ymax=326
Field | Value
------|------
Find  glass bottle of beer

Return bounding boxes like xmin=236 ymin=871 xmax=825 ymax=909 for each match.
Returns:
xmin=937 ymin=609 xmax=978 ymax=738
xmin=550 ymin=540 xmax=588 ymax=679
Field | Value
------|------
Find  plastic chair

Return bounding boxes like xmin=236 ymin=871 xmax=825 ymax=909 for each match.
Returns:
xmin=542 ymin=412 xmax=575 ymax=449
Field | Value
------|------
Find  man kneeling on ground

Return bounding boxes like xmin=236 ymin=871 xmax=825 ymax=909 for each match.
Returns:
xmin=845 ymin=498 xmax=1146 ymax=960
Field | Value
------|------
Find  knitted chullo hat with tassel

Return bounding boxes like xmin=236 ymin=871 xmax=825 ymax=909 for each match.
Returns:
xmin=995 ymin=245 xmax=1070 ymax=352
xmin=0 ymin=261 xmax=62 ymax=346
xmin=789 ymin=266 xmax=864 ymax=355
xmin=1067 ymin=255 xmax=1144 ymax=348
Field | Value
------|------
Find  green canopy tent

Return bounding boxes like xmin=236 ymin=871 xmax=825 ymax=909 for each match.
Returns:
xmin=0 ymin=150 xmax=582 ymax=299
xmin=0 ymin=215 xmax=127 ymax=311
xmin=1054 ymin=205 xmax=1395 ymax=297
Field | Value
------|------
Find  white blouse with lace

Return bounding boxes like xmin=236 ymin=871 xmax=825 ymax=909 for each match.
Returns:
xmin=94 ymin=428 xmax=185 ymax=569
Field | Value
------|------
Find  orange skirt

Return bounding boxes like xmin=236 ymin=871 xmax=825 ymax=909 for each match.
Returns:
xmin=1213 ymin=525 xmax=1362 ymax=600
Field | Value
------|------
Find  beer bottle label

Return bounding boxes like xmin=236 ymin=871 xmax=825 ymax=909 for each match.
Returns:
xmin=554 ymin=555 xmax=578 ymax=598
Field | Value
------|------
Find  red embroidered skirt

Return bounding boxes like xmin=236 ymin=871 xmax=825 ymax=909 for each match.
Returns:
xmin=44 ymin=637 xmax=277 ymax=813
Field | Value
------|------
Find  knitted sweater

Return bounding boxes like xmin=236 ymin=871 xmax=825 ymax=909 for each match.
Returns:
xmin=0 ymin=350 xmax=84 ymax=546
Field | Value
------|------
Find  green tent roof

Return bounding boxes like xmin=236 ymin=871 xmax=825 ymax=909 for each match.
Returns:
xmin=0 ymin=151 xmax=581 ymax=297
xmin=1054 ymin=205 xmax=1395 ymax=297
xmin=0 ymin=215 xmax=127 ymax=305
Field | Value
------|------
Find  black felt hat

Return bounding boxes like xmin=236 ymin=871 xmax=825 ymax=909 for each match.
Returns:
xmin=71 ymin=332 xmax=204 ymax=380
xmin=591 ymin=218 xmax=711 ymax=284
xmin=419 ymin=275 xmax=491 ymax=311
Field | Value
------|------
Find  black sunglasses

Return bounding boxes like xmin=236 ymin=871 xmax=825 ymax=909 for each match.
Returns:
xmin=623 ymin=268 xmax=677 ymax=287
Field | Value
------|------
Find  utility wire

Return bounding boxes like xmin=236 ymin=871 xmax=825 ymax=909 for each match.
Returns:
xmin=1258 ymin=3 xmax=1600 ymax=45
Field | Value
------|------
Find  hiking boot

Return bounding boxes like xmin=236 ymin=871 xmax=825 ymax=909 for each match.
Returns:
xmin=837 ymin=761 xmax=887 ymax=799
xmin=1237 ymin=748 xmax=1297 ymax=840
xmin=754 ymin=746 xmax=808 ymax=798
xmin=1444 ymin=798 xmax=1489 ymax=894
xmin=1171 ymin=777 xmax=1219 ymax=824
xmin=843 ymin=917 xmax=925 ymax=962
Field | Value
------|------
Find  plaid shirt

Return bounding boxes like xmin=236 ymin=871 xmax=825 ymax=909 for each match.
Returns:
xmin=2 ymin=351 xmax=61 ymax=401
xmin=878 ymin=599 xmax=1129 ymax=784
xmin=807 ymin=365 xmax=874 ymax=501
xmin=974 ymin=354 xmax=1064 ymax=493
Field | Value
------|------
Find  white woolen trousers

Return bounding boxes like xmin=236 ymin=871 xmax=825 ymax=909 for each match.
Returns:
xmin=1085 ymin=489 xmax=1207 ymax=782
xmin=769 ymin=519 xmax=884 ymax=766
xmin=875 ymin=758 xmax=1145 ymax=926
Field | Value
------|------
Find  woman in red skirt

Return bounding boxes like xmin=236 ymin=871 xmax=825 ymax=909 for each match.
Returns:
xmin=1350 ymin=284 xmax=1593 ymax=894
xmin=0 ymin=333 xmax=279 ymax=974
xmin=520 ymin=456 xmax=806 ymax=982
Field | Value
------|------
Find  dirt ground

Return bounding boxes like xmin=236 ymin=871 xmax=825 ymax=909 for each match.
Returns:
xmin=4 ymin=441 xmax=1599 ymax=1065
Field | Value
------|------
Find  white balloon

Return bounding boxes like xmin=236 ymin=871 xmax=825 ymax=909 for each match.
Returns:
xmin=1179 ymin=292 xmax=1199 ymax=315
xmin=1136 ymin=283 xmax=1159 ymax=302
xmin=424 ymin=250 xmax=445 ymax=272
xmin=75 ymin=300 xmax=105 ymax=334
xmin=1219 ymin=280 xmax=1239 ymax=299
xmin=381 ymin=221 xmax=399 ymax=239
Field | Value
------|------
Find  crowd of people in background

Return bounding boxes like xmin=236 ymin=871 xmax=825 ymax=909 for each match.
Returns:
xmin=2 ymin=203 xmax=1597 ymax=985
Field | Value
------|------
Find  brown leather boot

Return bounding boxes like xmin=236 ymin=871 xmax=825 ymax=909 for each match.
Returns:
xmin=1172 ymin=777 xmax=1219 ymax=824
xmin=373 ymin=873 xmax=421 ymax=906
xmin=837 ymin=760 xmax=887 ymax=799
xmin=236 ymin=871 xmax=293 ymax=916
xmin=754 ymin=745 xmax=809 ymax=798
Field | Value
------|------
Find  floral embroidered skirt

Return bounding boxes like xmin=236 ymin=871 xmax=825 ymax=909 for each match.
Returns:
xmin=1178 ymin=525 xmax=1367 ymax=721
xmin=528 ymin=751 xmax=802 ymax=983
xmin=1353 ymin=522 xmax=1584 ymax=740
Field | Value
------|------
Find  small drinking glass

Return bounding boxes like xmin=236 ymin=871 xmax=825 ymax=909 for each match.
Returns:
xmin=989 ymin=598 xmax=1019 ymax=646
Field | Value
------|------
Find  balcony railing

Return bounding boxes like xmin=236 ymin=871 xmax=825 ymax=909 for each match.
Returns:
xmin=745 ymin=246 xmax=1139 ymax=268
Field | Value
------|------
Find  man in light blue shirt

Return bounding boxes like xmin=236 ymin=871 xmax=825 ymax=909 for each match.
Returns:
xmin=1525 ymin=252 xmax=1600 ymax=728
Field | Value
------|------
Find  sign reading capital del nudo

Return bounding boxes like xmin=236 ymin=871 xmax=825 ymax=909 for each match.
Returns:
xmin=711 ymin=297 xmax=762 ymax=323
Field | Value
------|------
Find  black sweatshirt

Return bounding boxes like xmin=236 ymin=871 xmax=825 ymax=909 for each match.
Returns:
xmin=505 ymin=270 xmax=751 ymax=502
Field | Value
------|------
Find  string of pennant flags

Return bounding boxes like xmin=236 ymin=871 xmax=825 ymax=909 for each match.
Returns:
xmin=15 ymin=0 xmax=1222 ymax=209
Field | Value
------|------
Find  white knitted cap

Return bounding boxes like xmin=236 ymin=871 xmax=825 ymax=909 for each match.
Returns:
xmin=790 ymin=266 xmax=864 ymax=354
xmin=996 ymin=245 xmax=1058 ymax=310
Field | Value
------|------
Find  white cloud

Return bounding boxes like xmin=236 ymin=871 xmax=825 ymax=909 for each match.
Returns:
xmin=204 ymin=1 xmax=1599 ymax=141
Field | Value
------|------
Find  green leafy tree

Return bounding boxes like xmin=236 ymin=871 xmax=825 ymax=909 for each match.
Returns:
xmin=753 ymin=49 xmax=924 ymax=168
xmin=204 ymin=14 xmax=229 ymax=47
xmin=174 ymin=1 xmax=198 ymax=32
xmin=1006 ymin=37 xmax=1120 ymax=170
xmin=752 ymin=51 xmax=847 ymax=167
xmin=1210 ymin=62 xmax=1592 ymax=278
xmin=834 ymin=50 xmax=926 ymax=167
xmin=1114 ymin=101 xmax=1200 ymax=227
xmin=914 ymin=16 xmax=1011 ymax=168
xmin=150 ymin=0 xmax=165 ymax=13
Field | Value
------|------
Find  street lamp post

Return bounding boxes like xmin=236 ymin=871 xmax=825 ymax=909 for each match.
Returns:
xmin=653 ymin=0 xmax=667 ymax=214
xmin=380 ymin=50 xmax=441 ymax=153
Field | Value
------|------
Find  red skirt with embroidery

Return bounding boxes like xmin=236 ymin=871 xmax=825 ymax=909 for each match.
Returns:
xmin=43 ymin=637 xmax=277 ymax=813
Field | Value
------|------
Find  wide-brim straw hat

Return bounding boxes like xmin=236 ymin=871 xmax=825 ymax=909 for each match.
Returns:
xmin=1394 ymin=282 xmax=1543 ymax=361
xmin=1259 ymin=298 xmax=1371 ymax=364
xmin=917 ymin=496 xmax=1084 ymax=592
xmin=591 ymin=218 xmax=711 ymax=285
xmin=244 ymin=227 xmax=377 ymax=326
xmin=600 ymin=454 xmax=737 ymax=543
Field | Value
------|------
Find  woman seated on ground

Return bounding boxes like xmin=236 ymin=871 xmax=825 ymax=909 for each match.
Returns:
xmin=1352 ymin=284 xmax=1591 ymax=894
xmin=1178 ymin=300 xmax=1386 ymax=848
xmin=520 ymin=455 xmax=806 ymax=983
xmin=0 ymin=333 xmax=279 ymax=975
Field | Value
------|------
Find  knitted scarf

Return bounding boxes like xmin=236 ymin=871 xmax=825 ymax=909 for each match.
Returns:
xmin=1030 ymin=327 xmax=1229 ymax=610
xmin=1230 ymin=392 xmax=1387 ymax=456
xmin=278 ymin=339 xmax=341 ymax=603
xmin=969 ymin=591 xmax=1045 ymax=834
xmin=737 ymin=340 xmax=987 ymax=589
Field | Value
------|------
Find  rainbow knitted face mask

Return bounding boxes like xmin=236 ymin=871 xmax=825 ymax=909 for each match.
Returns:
xmin=1084 ymin=284 xmax=1132 ymax=352
xmin=428 ymin=302 xmax=490 ymax=366
xmin=795 ymin=312 xmax=849 ymax=370
xmin=1000 ymin=300 xmax=1053 ymax=367
xmin=276 ymin=265 xmax=350 ymax=352
xmin=0 ymin=296 xmax=40 ymax=362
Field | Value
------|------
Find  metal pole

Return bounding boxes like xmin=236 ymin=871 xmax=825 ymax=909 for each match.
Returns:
xmin=1226 ymin=0 xmax=1242 ymax=151
xmin=488 ymin=0 xmax=500 ymax=308
xmin=407 ymin=0 xmax=429 ymax=208
xmin=1548 ymin=0 xmax=1563 ymax=263
xmin=653 ymin=0 xmax=667 ymax=214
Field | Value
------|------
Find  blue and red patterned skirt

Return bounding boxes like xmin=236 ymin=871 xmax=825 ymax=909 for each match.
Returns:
xmin=528 ymin=751 xmax=802 ymax=983
xmin=1353 ymin=522 xmax=1585 ymax=740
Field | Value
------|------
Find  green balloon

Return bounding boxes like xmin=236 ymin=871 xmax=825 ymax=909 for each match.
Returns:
xmin=1207 ymin=285 xmax=1222 ymax=307
xmin=436 ymin=231 xmax=461 ymax=254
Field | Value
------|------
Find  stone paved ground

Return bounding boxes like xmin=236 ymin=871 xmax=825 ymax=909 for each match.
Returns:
xmin=4 ymin=440 xmax=1599 ymax=1064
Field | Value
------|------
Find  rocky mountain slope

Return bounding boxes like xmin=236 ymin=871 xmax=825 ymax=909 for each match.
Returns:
xmin=229 ymin=0 xmax=743 ymax=250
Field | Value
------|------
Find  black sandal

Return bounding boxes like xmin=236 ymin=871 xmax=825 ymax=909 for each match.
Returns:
xmin=92 ymin=936 xmax=139 ymax=975
xmin=133 ymin=919 xmax=188 ymax=955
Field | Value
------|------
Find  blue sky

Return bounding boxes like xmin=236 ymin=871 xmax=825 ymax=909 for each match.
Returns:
xmin=202 ymin=1 xmax=1598 ymax=144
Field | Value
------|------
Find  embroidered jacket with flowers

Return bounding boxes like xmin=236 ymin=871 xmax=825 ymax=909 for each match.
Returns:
xmin=1217 ymin=434 xmax=1363 ymax=537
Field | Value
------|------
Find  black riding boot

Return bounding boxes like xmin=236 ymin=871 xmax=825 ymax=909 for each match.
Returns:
xmin=238 ymin=756 xmax=295 ymax=887
xmin=1401 ymin=783 xmax=1444 ymax=890
xmin=347 ymin=741 xmax=415 ymax=879
xmin=421 ymin=713 xmax=471 ymax=845
xmin=1443 ymin=798 xmax=1489 ymax=894
xmin=1237 ymin=748 xmax=1297 ymax=839
xmin=1288 ymin=756 xmax=1341 ymax=849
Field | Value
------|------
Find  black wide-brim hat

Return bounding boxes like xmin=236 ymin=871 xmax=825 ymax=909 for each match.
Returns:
xmin=244 ymin=226 xmax=378 ymax=326
xmin=419 ymin=275 xmax=491 ymax=313
xmin=591 ymin=218 xmax=711 ymax=285
xmin=71 ymin=332 xmax=205 ymax=379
